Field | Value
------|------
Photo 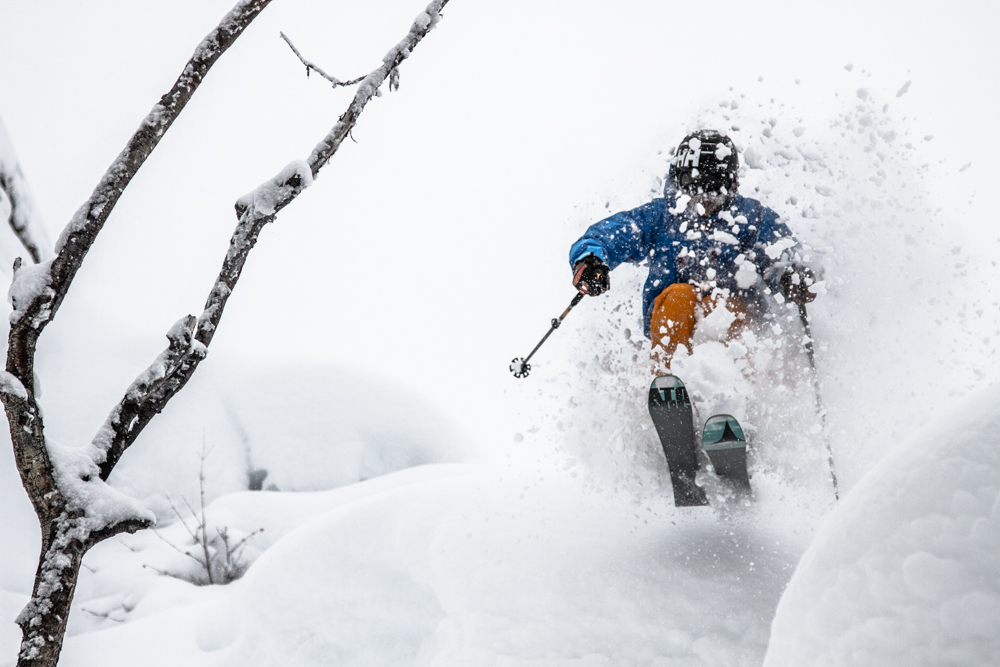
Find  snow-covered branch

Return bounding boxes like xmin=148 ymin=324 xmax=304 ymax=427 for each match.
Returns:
xmin=2 ymin=4 xmax=274 ymax=666
xmin=3 ymin=0 xmax=271 ymax=557
xmin=92 ymin=316 xmax=206 ymax=481
xmin=3 ymin=1 xmax=451 ymax=664
xmin=279 ymin=32 xmax=365 ymax=88
xmin=84 ymin=0 xmax=450 ymax=501
xmin=197 ymin=161 xmax=313 ymax=344
xmin=0 ymin=117 xmax=52 ymax=264
xmin=5 ymin=0 xmax=273 ymax=387
xmin=307 ymin=0 xmax=448 ymax=176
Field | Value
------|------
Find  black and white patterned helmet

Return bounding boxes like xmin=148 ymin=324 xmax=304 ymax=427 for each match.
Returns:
xmin=669 ymin=130 xmax=739 ymax=195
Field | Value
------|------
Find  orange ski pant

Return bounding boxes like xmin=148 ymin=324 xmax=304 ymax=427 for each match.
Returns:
xmin=649 ymin=283 xmax=750 ymax=371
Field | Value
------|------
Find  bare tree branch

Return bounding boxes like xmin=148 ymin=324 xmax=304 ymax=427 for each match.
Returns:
xmin=88 ymin=515 xmax=157 ymax=546
xmin=223 ymin=526 xmax=264 ymax=556
xmin=91 ymin=0 xmax=450 ymax=484
xmin=165 ymin=494 xmax=201 ymax=542
xmin=4 ymin=1 xmax=451 ymax=664
xmin=0 ymin=371 xmax=54 ymax=525
xmin=152 ymin=527 xmax=208 ymax=568
xmin=196 ymin=438 xmax=215 ymax=585
xmin=0 ymin=117 xmax=52 ymax=264
xmin=2 ymin=3 xmax=275 ymax=665
xmin=279 ymin=32 xmax=365 ymax=88
xmin=12 ymin=509 xmax=150 ymax=666
xmin=5 ymin=0 xmax=273 ymax=536
xmin=307 ymin=1 xmax=446 ymax=176
xmin=6 ymin=0 xmax=274 ymax=389
xmin=151 ymin=526 xmax=205 ymax=564
xmin=178 ymin=494 xmax=200 ymax=525
xmin=94 ymin=315 xmax=204 ymax=479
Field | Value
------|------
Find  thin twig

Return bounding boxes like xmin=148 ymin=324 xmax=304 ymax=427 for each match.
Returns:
xmin=165 ymin=495 xmax=196 ymax=538
xmin=279 ymin=32 xmax=364 ymax=88
xmin=306 ymin=0 xmax=447 ymax=175
xmin=197 ymin=435 xmax=214 ymax=585
xmin=177 ymin=495 xmax=200 ymax=529
xmin=151 ymin=528 xmax=208 ymax=569
xmin=221 ymin=527 xmax=263 ymax=568
xmin=225 ymin=527 xmax=264 ymax=553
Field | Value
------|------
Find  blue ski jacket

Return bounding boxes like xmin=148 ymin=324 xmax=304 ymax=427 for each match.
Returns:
xmin=569 ymin=191 xmax=803 ymax=338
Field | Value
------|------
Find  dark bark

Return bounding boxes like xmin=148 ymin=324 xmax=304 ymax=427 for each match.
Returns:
xmin=0 ymin=116 xmax=51 ymax=264
xmin=5 ymin=0 xmax=273 ymax=385
xmin=16 ymin=518 xmax=86 ymax=667
xmin=306 ymin=1 xmax=448 ymax=177
xmin=13 ymin=512 xmax=150 ymax=667
xmin=1 ymin=2 xmax=274 ymax=665
xmin=96 ymin=316 xmax=203 ymax=480
xmin=3 ymin=1 xmax=450 ymax=665
xmin=95 ymin=0 xmax=450 ymax=484
xmin=0 ymin=173 xmax=46 ymax=265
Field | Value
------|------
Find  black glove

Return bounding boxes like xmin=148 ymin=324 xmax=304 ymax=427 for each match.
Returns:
xmin=780 ymin=264 xmax=817 ymax=304
xmin=572 ymin=255 xmax=610 ymax=296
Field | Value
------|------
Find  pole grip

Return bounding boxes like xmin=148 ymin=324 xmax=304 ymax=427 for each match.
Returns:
xmin=559 ymin=292 xmax=585 ymax=320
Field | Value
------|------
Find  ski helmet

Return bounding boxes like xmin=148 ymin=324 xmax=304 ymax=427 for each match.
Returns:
xmin=669 ymin=130 xmax=739 ymax=195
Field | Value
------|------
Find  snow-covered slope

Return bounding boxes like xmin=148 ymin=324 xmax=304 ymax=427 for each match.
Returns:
xmin=52 ymin=461 xmax=805 ymax=667
xmin=2 ymin=1 xmax=999 ymax=665
xmin=764 ymin=383 xmax=1000 ymax=667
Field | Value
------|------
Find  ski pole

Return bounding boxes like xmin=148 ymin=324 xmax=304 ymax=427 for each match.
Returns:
xmin=510 ymin=292 xmax=585 ymax=379
xmin=798 ymin=302 xmax=840 ymax=501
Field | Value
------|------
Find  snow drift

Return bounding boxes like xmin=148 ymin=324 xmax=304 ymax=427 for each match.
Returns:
xmin=764 ymin=383 xmax=1000 ymax=667
xmin=55 ymin=462 xmax=800 ymax=667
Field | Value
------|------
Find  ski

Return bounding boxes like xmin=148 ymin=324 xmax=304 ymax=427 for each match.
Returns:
xmin=702 ymin=414 xmax=752 ymax=496
xmin=648 ymin=375 xmax=708 ymax=506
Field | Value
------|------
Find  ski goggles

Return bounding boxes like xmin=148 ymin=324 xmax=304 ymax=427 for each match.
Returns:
xmin=678 ymin=170 xmax=732 ymax=196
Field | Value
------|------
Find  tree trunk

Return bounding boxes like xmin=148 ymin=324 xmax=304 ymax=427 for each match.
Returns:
xmin=2 ymin=1 xmax=450 ymax=665
xmin=16 ymin=518 xmax=86 ymax=666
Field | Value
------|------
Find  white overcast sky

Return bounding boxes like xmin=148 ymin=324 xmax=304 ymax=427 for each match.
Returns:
xmin=0 ymin=0 xmax=997 ymax=441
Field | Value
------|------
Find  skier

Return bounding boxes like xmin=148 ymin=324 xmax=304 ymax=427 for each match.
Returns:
xmin=569 ymin=129 xmax=818 ymax=372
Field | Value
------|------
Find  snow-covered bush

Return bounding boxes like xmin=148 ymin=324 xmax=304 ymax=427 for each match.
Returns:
xmin=151 ymin=443 xmax=263 ymax=587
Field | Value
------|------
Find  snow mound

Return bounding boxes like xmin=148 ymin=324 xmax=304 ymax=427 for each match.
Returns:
xmin=102 ymin=360 xmax=474 ymax=514
xmin=216 ymin=463 xmax=796 ymax=667
xmin=57 ymin=462 xmax=804 ymax=667
xmin=60 ymin=465 xmax=473 ymax=640
xmin=763 ymin=383 xmax=1000 ymax=667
